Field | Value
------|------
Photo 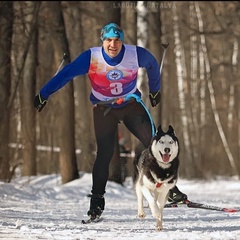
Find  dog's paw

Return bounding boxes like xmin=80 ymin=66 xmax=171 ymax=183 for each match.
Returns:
xmin=156 ymin=220 xmax=163 ymax=231
xmin=137 ymin=212 xmax=146 ymax=218
xmin=156 ymin=225 xmax=163 ymax=231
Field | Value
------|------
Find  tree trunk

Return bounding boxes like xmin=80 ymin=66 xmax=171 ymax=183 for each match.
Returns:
xmin=47 ymin=1 xmax=79 ymax=183
xmin=21 ymin=1 xmax=40 ymax=176
xmin=148 ymin=1 xmax=162 ymax=126
xmin=0 ymin=1 xmax=13 ymax=181
xmin=62 ymin=2 xmax=96 ymax=173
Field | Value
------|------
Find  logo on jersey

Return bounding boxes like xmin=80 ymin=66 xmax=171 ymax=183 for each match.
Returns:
xmin=106 ymin=69 xmax=123 ymax=81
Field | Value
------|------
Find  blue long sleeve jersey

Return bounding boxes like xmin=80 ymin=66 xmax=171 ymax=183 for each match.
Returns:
xmin=40 ymin=45 xmax=161 ymax=106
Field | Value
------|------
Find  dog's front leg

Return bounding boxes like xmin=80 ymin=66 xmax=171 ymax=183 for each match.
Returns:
xmin=155 ymin=202 xmax=164 ymax=231
xmin=135 ymin=182 xmax=145 ymax=218
xmin=141 ymin=187 xmax=160 ymax=219
xmin=155 ymin=189 xmax=169 ymax=231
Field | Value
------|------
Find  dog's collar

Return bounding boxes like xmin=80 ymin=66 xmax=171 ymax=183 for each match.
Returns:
xmin=156 ymin=182 xmax=162 ymax=188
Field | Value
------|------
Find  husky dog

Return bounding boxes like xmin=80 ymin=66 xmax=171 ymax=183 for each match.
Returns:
xmin=133 ymin=125 xmax=180 ymax=231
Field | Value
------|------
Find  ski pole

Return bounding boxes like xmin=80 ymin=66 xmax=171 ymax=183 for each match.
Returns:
xmin=159 ymin=43 xmax=169 ymax=74
xmin=55 ymin=53 xmax=69 ymax=75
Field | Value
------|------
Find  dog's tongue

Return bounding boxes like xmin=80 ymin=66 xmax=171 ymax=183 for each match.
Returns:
xmin=163 ymin=154 xmax=170 ymax=162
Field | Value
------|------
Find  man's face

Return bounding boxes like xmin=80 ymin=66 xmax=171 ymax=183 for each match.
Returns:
xmin=103 ymin=38 xmax=123 ymax=58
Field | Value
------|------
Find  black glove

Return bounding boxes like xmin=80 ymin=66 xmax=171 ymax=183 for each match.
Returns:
xmin=149 ymin=91 xmax=161 ymax=107
xmin=34 ymin=93 xmax=47 ymax=112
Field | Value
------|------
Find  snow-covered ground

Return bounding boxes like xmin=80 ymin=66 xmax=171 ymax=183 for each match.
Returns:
xmin=0 ymin=173 xmax=240 ymax=240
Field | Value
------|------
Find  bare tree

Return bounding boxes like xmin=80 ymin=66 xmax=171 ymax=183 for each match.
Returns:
xmin=39 ymin=1 xmax=79 ymax=183
xmin=0 ymin=1 xmax=13 ymax=181
xmin=62 ymin=1 xmax=98 ymax=173
xmin=172 ymin=4 xmax=193 ymax=177
xmin=147 ymin=1 xmax=162 ymax=126
xmin=20 ymin=1 xmax=41 ymax=176
xmin=195 ymin=2 xmax=238 ymax=176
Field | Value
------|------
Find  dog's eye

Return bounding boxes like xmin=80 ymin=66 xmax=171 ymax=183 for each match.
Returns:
xmin=169 ymin=140 xmax=174 ymax=144
xmin=159 ymin=140 xmax=164 ymax=144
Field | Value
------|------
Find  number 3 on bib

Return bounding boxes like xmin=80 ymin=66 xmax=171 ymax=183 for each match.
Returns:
xmin=110 ymin=82 xmax=123 ymax=95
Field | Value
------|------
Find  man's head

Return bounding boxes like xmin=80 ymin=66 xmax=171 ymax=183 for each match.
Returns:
xmin=100 ymin=23 xmax=124 ymax=42
xmin=100 ymin=23 xmax=124 ymax=58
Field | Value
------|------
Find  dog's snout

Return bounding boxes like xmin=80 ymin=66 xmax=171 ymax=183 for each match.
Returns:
xmin=164 ymin=148 xmax=170 ymax=153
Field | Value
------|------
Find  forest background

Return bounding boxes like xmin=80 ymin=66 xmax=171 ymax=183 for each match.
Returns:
xmin=0 ymin=1 xmax=240 ymax=185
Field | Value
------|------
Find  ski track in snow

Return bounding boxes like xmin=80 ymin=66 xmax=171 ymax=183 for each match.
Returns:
xmin=0 ymin=173 xmax=240 ymax=240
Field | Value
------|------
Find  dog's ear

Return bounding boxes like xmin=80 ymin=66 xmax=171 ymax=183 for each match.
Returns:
xmin=156 ymin=125 xmax=164 ymax=136
xmin=168 ymin=125 xmax=175 ymax=136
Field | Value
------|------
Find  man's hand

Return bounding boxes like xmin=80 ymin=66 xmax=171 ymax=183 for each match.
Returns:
xmin=149 ymin=91 xmax=161 ymax=107
xmin=34 ymin=94 xmax=47 ymax=112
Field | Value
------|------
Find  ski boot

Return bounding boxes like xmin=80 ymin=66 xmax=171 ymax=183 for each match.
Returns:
xmin=87 ymin=194 xmax=105 ymax=220
xmin=168 ymin=186 xmax=188 ymax=203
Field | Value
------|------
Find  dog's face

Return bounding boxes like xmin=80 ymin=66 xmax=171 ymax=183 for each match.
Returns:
xmin=151 ymin=125 xmax=179 ymax=164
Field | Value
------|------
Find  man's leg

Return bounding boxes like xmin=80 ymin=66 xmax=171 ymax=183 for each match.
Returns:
xmin=123 ymin=102 xmax=153 ymax=147
xmin=87 ymin=106 xmax=118 ymax=219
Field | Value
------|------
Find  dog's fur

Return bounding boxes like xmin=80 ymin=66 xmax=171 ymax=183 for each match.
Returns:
xmin=133 ymin=125 xmax=180 ymax=231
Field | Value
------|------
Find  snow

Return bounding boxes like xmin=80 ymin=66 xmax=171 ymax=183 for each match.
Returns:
xmin=1 ymin=173 xmax=240 ymax=240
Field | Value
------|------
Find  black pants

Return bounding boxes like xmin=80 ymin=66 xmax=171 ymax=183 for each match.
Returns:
xmin=91 ymin=101 xmax=155 ymax=195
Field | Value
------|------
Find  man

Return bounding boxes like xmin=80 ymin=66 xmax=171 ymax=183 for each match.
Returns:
xmin=34 ymin=23 xmax=187 ymax=221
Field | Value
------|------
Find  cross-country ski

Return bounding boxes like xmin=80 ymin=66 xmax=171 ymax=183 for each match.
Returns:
xmin=165 ymin=200 xmax=240 ymax=212
xmin=81 ymin=217 xmax=103 ymax=224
